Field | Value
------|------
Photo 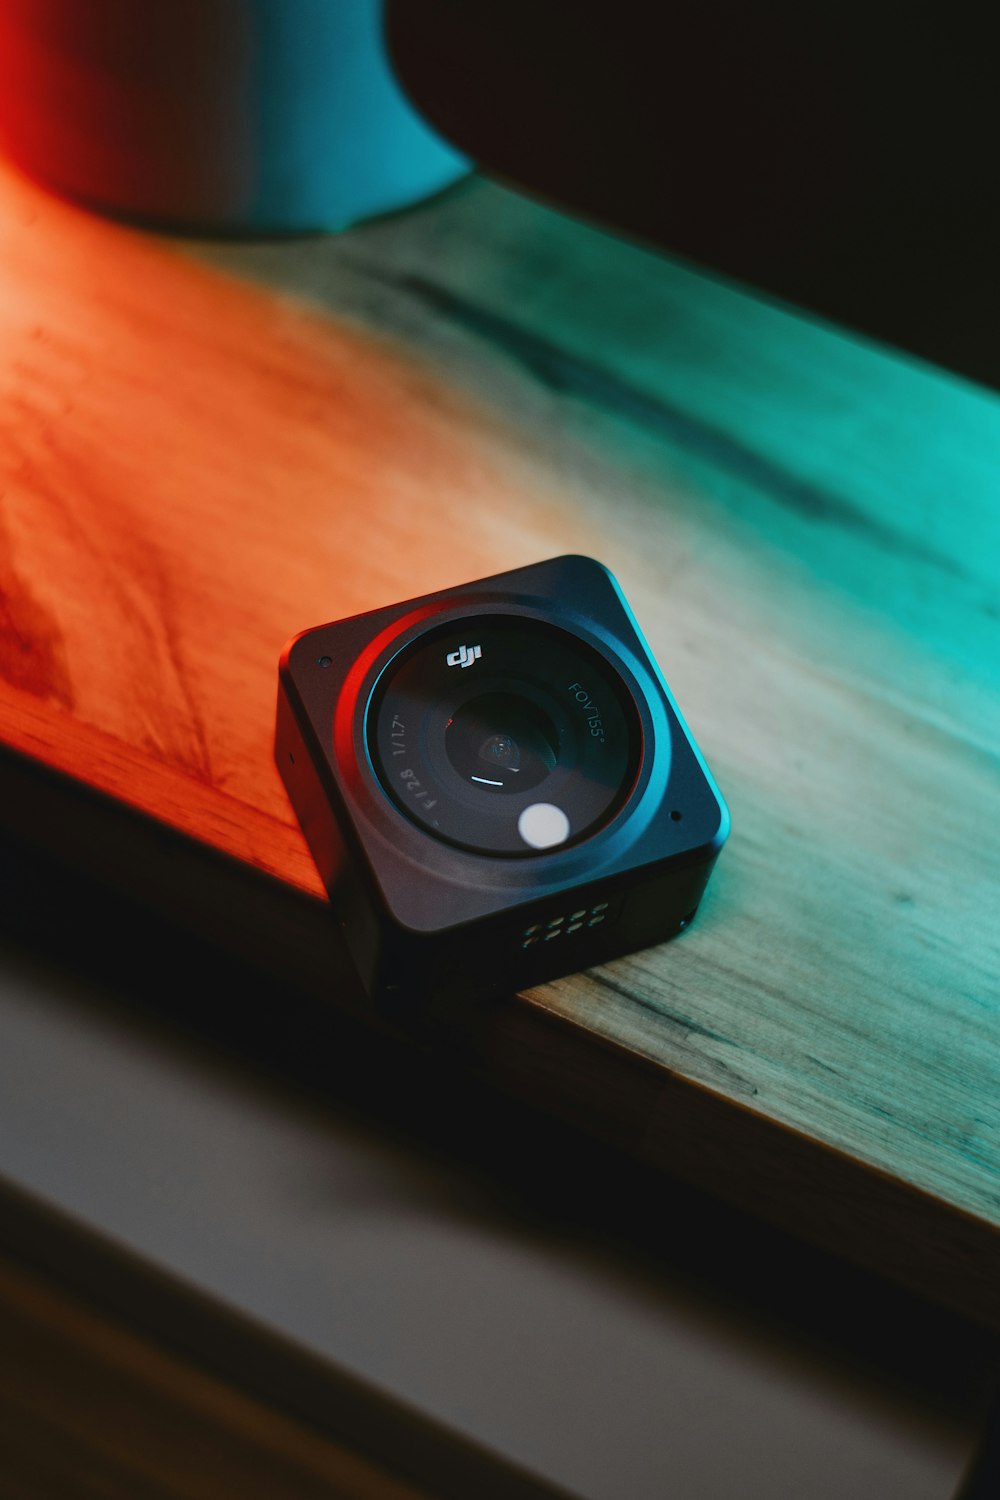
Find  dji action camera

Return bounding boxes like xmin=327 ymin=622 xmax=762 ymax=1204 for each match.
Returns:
xmin=276 ymin=556 xmax=728 ymax=1010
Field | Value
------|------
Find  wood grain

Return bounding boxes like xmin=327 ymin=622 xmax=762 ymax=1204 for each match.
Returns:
xmin=1 ymin=152 xmax=999 ymax=1325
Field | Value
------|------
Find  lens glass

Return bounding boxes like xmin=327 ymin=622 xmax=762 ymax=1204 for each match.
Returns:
xmin=446 ymin=693 xmax=558 ymax=793
xmin=366 ymin=616 xmax=642 ymax=856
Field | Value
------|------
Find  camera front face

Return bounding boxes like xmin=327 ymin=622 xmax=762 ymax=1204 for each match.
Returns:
xmin=276 ymin=556 xmax=728 ymax=1011
xmin=366 ymin=615 xmax=642 ymax=857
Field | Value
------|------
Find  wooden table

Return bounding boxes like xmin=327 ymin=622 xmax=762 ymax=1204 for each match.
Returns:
xmin=2 ymin=150 xmax=998 ymax=1329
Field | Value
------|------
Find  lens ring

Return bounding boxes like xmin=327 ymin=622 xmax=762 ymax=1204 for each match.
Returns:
xmin=366 ymin=615 xmax=642 ymax=856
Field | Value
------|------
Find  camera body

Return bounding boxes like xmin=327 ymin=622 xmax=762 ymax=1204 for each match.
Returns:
xmin=275 ymin=556 xmax=728 ymax=1010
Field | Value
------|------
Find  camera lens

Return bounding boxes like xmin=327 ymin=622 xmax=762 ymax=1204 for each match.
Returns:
xmin=446 ymin=693 xmax=558 ymax=793
xmin=366 ymin=616 xmax=642 ymax=856
xmin=482 ymin=733 xmax=517 ymax=768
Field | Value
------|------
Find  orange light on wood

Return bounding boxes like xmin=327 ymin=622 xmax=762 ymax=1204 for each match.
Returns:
xmin=0 ymin=154 xmax=605 ymax=890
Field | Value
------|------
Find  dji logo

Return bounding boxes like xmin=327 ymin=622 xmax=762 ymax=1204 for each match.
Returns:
xmin=446 ymin=643 xmax=482 ymax=669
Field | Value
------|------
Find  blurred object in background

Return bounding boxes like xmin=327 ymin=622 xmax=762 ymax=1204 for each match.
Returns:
xmin=0 ymin=0 xmax=467 ymax=233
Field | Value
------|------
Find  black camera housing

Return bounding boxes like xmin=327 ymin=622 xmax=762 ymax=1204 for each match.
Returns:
xmin=275 ymin=556 xmax=729 ymax=1010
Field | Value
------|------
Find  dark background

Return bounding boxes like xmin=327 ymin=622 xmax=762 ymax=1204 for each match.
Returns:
xmin=387 ymin=1 xmax=1000 ymax=389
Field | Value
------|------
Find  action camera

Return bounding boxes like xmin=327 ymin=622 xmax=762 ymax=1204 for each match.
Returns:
xmin=275 ymin=556 xmax=728 ymax=1010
